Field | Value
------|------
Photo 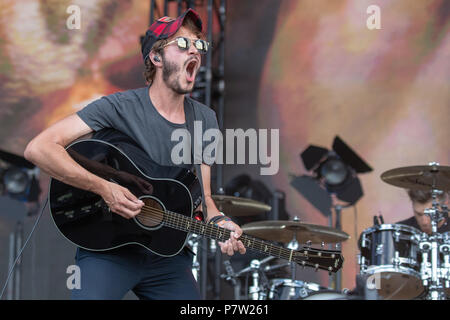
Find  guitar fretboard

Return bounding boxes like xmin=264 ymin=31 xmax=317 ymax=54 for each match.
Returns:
xmin=164 ymin=209 xmax=297 ymax=261
xmin=156 ymin=208 xmax=343 ymax=273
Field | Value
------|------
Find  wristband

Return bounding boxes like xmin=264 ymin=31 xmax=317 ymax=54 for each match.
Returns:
xmin=209 ymin=214 xmax=231 ymax=225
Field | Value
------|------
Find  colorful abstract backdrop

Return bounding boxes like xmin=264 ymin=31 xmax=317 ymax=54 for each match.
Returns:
xmin=0 ymin=0 xmax=449 ymax=294
xmin=254 ymin=0 xmax=450 ymax=289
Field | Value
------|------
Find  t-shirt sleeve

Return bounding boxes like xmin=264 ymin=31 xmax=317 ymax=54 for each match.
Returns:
xmin=76 ymin=93 xmax=122 ymax=131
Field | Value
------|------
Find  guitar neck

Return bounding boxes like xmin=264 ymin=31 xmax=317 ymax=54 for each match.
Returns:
xmin=168 ymin=211 xmax=292 ymax=260
xmin=161 ymin=209 xmax=341 ymax=272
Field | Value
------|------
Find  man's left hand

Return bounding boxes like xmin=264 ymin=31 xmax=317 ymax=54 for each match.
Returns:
xmin=216 ymin=219 xmax=246 ymax=256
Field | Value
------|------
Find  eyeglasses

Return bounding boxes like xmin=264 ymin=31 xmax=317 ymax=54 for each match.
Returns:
xmin=162 ymin=37 xmax=210 ymax=54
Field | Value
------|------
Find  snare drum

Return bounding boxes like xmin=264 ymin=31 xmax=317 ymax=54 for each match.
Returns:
xmin=359 ymin=224 xmax=424 ymax=299
xmin=267 ymin=279 xmax=322 ymax=300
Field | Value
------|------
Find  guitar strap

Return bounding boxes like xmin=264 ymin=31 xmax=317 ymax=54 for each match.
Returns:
xmin=184 ymin=98 xmax=208 ymax=219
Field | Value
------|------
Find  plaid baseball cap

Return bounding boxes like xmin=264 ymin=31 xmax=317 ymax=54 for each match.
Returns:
xmin=141 ymin=8 xmax=203 ymax=63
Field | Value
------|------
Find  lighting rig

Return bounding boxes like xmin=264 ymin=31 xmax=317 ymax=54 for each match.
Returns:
xmin=291 ymin=136 xmax=373 ymax=289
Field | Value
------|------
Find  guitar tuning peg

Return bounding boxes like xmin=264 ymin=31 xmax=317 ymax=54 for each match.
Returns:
xmin=327 ymin=266 xmax=333 ymax=276
xmin=335 ymin=243 xmax=341 ymax=250
xmin=314 ymin=264 xmax=319 ymax=272
xmin=321 ymin=242 xmax=325 ymax=248
xmin=306 ymin=240 xmax=312 ymax=247
xmin=301 ymin=261 xmax=306 ymax=269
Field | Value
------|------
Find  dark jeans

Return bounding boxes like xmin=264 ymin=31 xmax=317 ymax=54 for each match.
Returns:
xmin=71 ymin=245 xmax=201 ymax=300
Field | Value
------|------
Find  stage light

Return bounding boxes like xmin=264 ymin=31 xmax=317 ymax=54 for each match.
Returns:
xmin=298 ymin=136 xmax=372 ymax=205
xmin=0 ymin=149 xmax=41 ymax=204
xmin=3 ymin=167 xmax=29 ymax=194
xmin=319 ymin=156 xmax=348 ymax=186
xmin=291 ymin=136 xmax=372 ymax=218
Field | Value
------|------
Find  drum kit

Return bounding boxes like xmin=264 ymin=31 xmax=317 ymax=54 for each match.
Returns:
xmin=221 ymin=218 xmax=350 ymax=300
xmin=359 ymin=163 xmax=450 ymax=300
xmin=208 ymin=196 xmax=352 ymax=300
xmin=194 ymin=163 xmax=449 ymax=300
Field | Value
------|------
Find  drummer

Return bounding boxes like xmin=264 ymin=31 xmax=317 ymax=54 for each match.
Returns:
xmin=397 ymin=189 xmax=449 ymax=235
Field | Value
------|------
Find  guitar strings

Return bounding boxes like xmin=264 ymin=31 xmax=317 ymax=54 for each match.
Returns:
xmin=127 ymin=207 xmax=338 ymax=270
xmin=128 ymin=205 xmax=338 ymax=266
xmin=138 ymin=205 xmax=337 ymax=262
xmin=139 ymin=204 xmax=340 ymax=257
xmin=135 ymin=206 xmax=298 ymax=261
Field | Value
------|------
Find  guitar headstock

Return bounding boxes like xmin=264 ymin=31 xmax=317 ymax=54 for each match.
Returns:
xmin=293 ymin=246 xmax=344 ymax=273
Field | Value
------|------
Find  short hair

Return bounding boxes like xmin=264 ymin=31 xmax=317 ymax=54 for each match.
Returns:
xmin=407 ymin=189 xmax=448 ymax=204
xmin=143 ymin=16 xmax=204 ymax=85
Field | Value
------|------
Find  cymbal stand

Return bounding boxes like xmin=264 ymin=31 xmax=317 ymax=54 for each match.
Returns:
xmin=420 ymin=189 xmax=449 ymax=300
xmin=330 ymin=203 xmax=351 ymax=290
xmin=221 ymin=256 xmax=273 ymax=300
xmin=248 ymin=260 xmax=265 ymax=300
xmin=248 ymin=256 xmax=273 ymax=300
xmin=222 ymin=259 xmax=241 ymax=300
xmin=287 ymin=217 xmax=300 ymax=299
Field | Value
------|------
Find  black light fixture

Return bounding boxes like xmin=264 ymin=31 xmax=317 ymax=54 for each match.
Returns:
xmin=299 ymin=136 xmax=372 ymax=205
xmin=0 ymin=149 xmax=41 ymax=204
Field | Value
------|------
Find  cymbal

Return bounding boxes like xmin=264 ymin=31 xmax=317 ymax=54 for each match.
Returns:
xmin=241 ymin=220 xmax=350 ymax=244
xmin=211 ymin=195 xmax=271 ymax=216
xmin=381 ymin=164 xmax=450 ymax=191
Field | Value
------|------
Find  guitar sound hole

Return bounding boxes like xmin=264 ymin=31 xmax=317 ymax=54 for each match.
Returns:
xmin=136 ymin=197 xmax=164 ymax=228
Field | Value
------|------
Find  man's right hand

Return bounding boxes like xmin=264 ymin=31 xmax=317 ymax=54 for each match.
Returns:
xmin=101 ymin=181 xmax=144 ymax=219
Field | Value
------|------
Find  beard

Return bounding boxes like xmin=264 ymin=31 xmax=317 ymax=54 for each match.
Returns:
xmin=162 ymin=58 xmax=194 ymax=95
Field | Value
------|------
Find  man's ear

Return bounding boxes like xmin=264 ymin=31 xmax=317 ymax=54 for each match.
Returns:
xmin=150 ymin=51 xmax=162 ymax=66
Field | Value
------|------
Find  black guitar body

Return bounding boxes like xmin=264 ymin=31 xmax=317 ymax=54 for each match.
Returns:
xmin=49 ymin=129 xmax=202 ymax=257
xmin=49 ymin=129 xmax=345 ymax=272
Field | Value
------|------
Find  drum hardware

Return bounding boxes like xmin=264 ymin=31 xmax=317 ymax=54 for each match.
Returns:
xmin=286 ymin=217 xmax=300 ymax=299
xmin=418 ymin=232 xmax=449 ymax=300
xmin=219 ymin=217 xmax=348 ymax=300
xmin=419 ymin=187 xmax=449 ymax=300
xmin=375 ymin=163 xmax=450 ymax=300
xmin=221 ymin=260 xmax=241 ymax=300
xmin=248 ymin=259 xmax=269 ymax=300
xmin=209 ymin=238 xmax=217 ymax=254
xmin=267 ymin=279 xmax=323 ymax=300
xmin=263 ymin=262 xmax=291 ymax=273
xmin=221 ymin=256 xmax=274 ymax=300
xmin=358 ymin=254 xmax=367 ymax=273
xmin=211 ymin=194 xmax=272 ymax=299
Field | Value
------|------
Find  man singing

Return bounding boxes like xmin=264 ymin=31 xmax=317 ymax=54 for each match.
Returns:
xmin=24 ymin=9 xmax=245 ymax=300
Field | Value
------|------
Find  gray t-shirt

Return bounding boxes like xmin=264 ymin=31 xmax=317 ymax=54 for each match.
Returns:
xmin=76 ymin=86 xmax=219 ymax=169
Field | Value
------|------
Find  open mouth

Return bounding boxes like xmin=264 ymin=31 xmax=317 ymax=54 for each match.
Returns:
xmin=185 ymin=59 xmax=198 ymax=82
